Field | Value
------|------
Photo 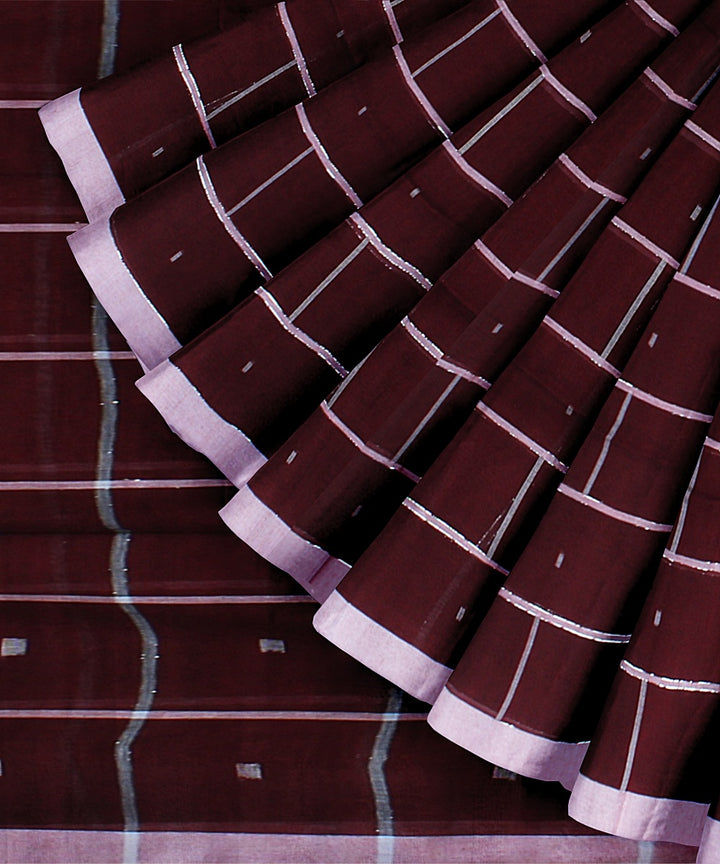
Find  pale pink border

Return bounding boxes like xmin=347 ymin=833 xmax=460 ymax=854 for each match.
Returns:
xmin=568 ymin=773 xmax=708 ymax=847
xmin=67 ymin=218 xmax=181 ymax=370
xmin=219 ymin=485 xmax=349 ymax=600
xmin=0 ymin=830 xmax=664 ymax=863
xmin=314 ymin=590 xmax=452 ymax=704
xmin=38 ymin=89 xmax=125 ymax=222
xmin=428 ymin=687 xmax=587 ymax=790
xmin=698 ymin=816 xmax=720 ymax=862
xmin=136 ymin=359 xmax=266 ymax=487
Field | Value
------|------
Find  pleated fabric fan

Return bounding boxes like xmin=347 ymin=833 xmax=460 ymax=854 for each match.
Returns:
xmin=40 ymin=0 xmax=720 ymax=858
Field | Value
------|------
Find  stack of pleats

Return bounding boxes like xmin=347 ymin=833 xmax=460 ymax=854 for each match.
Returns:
xmin=41 ymin=0 xmax=720 ymax=857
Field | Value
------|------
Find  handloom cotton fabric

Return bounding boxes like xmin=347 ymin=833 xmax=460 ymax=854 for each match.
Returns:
xmin=37 ymin=1 xmax=720 ymax=860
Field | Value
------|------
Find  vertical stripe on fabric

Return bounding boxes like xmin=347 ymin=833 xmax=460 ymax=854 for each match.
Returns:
xmin=680 ymin=192 xmax=720 ymax=275
xmin=411 ymin=9 xmax=501 ymax=77
xmin=393 ymin=375 xmax=461 ymax=461
xmin=460 ymin=75 xmax=543 ymax=154
xmin=495 ymin=618 xmax=540 ymax=722
xmin=289 ymin=239 xmax=368 ymax=320
xmin=277 ymin=2 xmax=316 ymax=96
xmin=97 ymin=0 xmax=120 ymax=79
xmin=172 ymin=45 xmax=217 ymax=148
xmin=485 ymin=456 xmax=544 ymax=559
xmin=583 ymin=392 xmax=632 ymax=495
xmin=601 ymin=260 xmax=667 ymax=359
xmin=667 ymin=448 xmax=703 ymax=554
xmin=538 ymin=198 xmax=610 ymax=282
xmin=620 ymin=679 xmax=648 ymax=792
xmin=392 ymin=45 xmax=451 ymax=137
xmin=226 ymin=145 xmax=313 ymax=216
xmin=369 ymin=686 xmax=403 ymax=864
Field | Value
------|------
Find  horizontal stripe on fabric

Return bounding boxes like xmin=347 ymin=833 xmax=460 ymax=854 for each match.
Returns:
xmin=255 ymin=287 xmax=349 ymax=376
xmin=196 ymin=156 xmax=272 ymax=279
xmin=662 ymin=549 xmax=720 ymax=573
xmin=499 ymin=587 xmax=632 ymax=643
xmin=0 ymin=594 xmax=315 ymax=604
xmin=705 ymin=437 xmax=720 ymax=453
xmin=0 ymin=223 xmax=86 ymax=232
xmin=616 ymin=379 xmax=714 ymax=422
xmin=685 ymin=119 xmax=720 ymax=153
xmin=0 ymin=709 xmax=427 ymax=721
xmin=392 ymin=45 xmax=451 ymax=137
xmin=0 ymin=479 xmax=232 ymax=490
xmin=543 ymin=317 xmax=620 ymax=376
xmin=349 ymin=213 xmax=432 ymax=287
xmin=412 ymin=9 xmax=502 ymax=78
xmin=442 ymin=140 xmax=513 ymax=205
xmin=473 ymin=238 xmax=514 ymax=278
xmin=320 ymin=402 xmax=420 ymax=481
xmin=558 ymin=484 xmax=673 ymax=531
xmin=172 ymin=44 xmax=216 ymax=148
xmin=674 ymin=271 xmax=720 ymax=302
xmin=540 ymin=65 xmax=596 ymax=121
xmin=295 ymin=104 xmax=362 ymax=207
xmin=278 ymin=1 xmax=315 ymax=96
xmin=643 ymin=67 xmax=696 ymax=110
xmin=0 ymin=351 xmax=135 ymax=361
xmin=622 ymin=660 xmax=720 ymax=693
xmin=475 ymin=402 xmax=568 ymax=471
xmin=0 ymin=99 xmax=48 ymax=108
xmin=631 ymin=0 xmax=679 ymax=36
xmin=611 ymin=217 xmax=680 ymax=268
xmin=557 ymin=153 xmax=627 ymax=202
xmin=401 ymin=317 xmax=491 ymax=387
xmin=513 ymin=270 xmax=559 ymax=297
xmin=403 ymin=498 xmax=508 ymax=572
xmin=496 ymin=0 xmax=547 ymax=62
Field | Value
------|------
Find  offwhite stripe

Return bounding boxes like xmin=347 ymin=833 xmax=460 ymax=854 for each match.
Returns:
xmin=473 ymin=238 xmax=513 ymax=279
xmin=601 ymin=260 xmax=668 ymax=359
xmin=290 ymin=240 xmax=368 ymax=320
xmin=392 ymin=45 xmax=451 ymax=137
xmin=196 ymin=156 xmax=272 ymax=279
xmin=278 ymin=2 xmax=315 ymax=96
xmin=662 ymin=550 xmax=720 ymax=573
xmin=611 ymin=217 xmax=679 ymax=268
xmin=442 ymin=141 xmax=513 ymax=205
xmin=558 ymin=154 xmax=627 ymax=202
xmin=295 ymin=104 xmax=362 ymax=207
xmin=540 ymin=65 xmax=596 ymax=121
xmin=401 ymin=318 xmax=491 ymax=388
xmin=616 ymin=379 xmax=714 ymax=423
xmin=684 ymin=120 xmax=720 ymax=154
xmin=558 ymin=484 xmax=673 ymax=532
xmin=538 ymin=197 xmax=610 ymax=282
xmin=0 ymin=99 xmax=48 ymax=108
xmin=393 ymin=375 xmax=462 ymax=461
xmin=321 ymin=402 xmax=420 ymax=481
xmin=460 ymin=75 xmax=543 ymax=154
xmin=583 ymin=392 xmax=631 ymax=495
xmin=631 ymin=0 xmax=679 ymax=35
xmin=0 ymin=479 xmax=231 ymax=490
xmin=705 ymin=437 xmax=720 ymax=453
xmin=0 ymin=351 xmax=135 ymax=361
xmin=349 ymin=213 xmax=432 ymax=288
xmin=620 ymin=678 xmax=647 ymax=792
xmin=0 ymin=594 xmax=315 ymax=605
xmin=622 ymin=659 xmax=720 ymax=694
xmin=644 ymin=68 xmax=695 ymax=110
xmin=475 ymin=402 xmax=568 ymax=471
xmin=173 ymin=44 xmax=216 ymax=148
xmin=255 ymin=287 xmax=349 ymax=376
xmin=675 ymin=272 xmax=720 ymax=302
xmin=0 ymin=223 xmax=85 ymax=232
xmin=496 ymin=0 xmax=547 ymax=62
xmin=668 ymin=448 xmax=702 ymax=554
xmin=513 ymin=270 xmax=560 ymax=298
xmin=486 ymin=457 xmax=544 ymax=559
xmin=403 ymin=498 xmax=508 ymax=572
xmin=543 ymin=318 xmax=620 ymax=376
xmin=495 ymin=617 xmax=540 ymax=721
xmin=369 ymin=687 xmax=403 ymax=864
xmin=412 ymin=9 xmax=501 ymax=77
xmin=207 ymin=60 xmax=296 ymax=120
xmin=381 ymin=0 xmax=403 ymax=43
xmin=227 ymin=145 xmax=313 ymax=216
xmin=0 ymin=709 xmax=427 ymax=721
xmin=499 ymin=587 xmax=632 ymax=644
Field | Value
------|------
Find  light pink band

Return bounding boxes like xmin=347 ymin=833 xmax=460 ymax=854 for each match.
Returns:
xmin=543 ymin=317 xmax=620 ymax=376
xmin=685 ymin=119 xmax=720 ymax=153
xmin=616 ymin=378 xmax=713 ymax=423
xmin=349 ymin=213 xmax=432 ymax=288
xmin=173 ymin=44 xmax=216 ymax=148
xmin=381 ymin=0 xmax=403 ymax=43
xmin=402 ymin=318 xmax=491 ymax=388
xmin=622 ymin=659 xmax=720 ymax=694
xmin=674 ymin=271 xmax=720 ymax=302
xmin=473 ymin=238 xmax=514 ymax=279
xmin=662 ymin=549 xmax=720 ymax=574
xmin=643 ymin=68 xmax=696 ymax=111
xmin=558 ymin=483 xmax=673 ymax=532
xmin=392 ymin=45 xmax=451 ymax=137
xmin=442 ymin=140 xmax=512 ymax=206
xmin=631 ymin=0 xmax=679 ymax=36
xmin=278 ymin=2 xmax=315 ymax=96
xmin=558 ymin=153 xmax=627 ymax=203
xmin=540 ymin=65 xmax=596 ymax=121
xmin=611 ymin=217 xmax=679 ymax=269
xmin=475 ymin=402 xmax=568 ymax=472
xmin=496 ymin=0 xmax=547 ymax=62
xmin=513 ymin=270 xmax=559 ymax=297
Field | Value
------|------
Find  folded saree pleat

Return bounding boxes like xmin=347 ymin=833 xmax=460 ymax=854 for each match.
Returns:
xmin=138 ymin=0 xmax=683 ymax=487
xmin=65 ymin=0 xmax=617 ymax=371
xmin=38 ymin=0 xmax=476 ymax=219
xmin=566 ymin=411 xmax=720 ymax=849
xmin=219 ymin=10 xmax=720 ymax=601
xmin=313 ymin=88 xmax=720 ymax=701
xmin=425 ymin=184 xmax=720 ymax=785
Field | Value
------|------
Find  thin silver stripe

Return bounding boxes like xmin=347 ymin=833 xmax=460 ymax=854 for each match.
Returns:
xmin=290 ymin=240 xmax=368 ymax=320
xmin=499 ymin=588 xmax=632 ymax=643
xmin=583 ymin=392 xmax=631 ymax=495
xmin=0 ymin=351 xmax=135 ymax=361
xmin=393 ymin=375 xmax=462 ymax=462
xmin=537 ymin=198 xmax=610 ymax=282
xmin=0 ymin=479 xmax=231 ymax=490
xmin=207 ymin=60 xmax=296 ymax=120
xmin=196 ymin=156 xmax=272 ymax=279
xmin=611 ymin=217 xmax=679 ymax=269
xmin=620 ymin=678 xmax=647 ymax=792
xmin=278 ymin=2 xmax=315 ymax=96
xmin=227 ymin=145 xmax=313 ymax=216
xmin=255 ymin=287 xmax=349 ymax=376
xmin=0 ymin=709 xmax=428 ymax=721
xmin=412 ymin=9 xmax=501 ymax=77
xmin=668 ymin=448 xmax=703 ymax=554
xmin=173 ymin=44 xmax=216 ymax=148
xmin=496 ymin=618 xmax=540 ymax=721
xmin=369 ymin=687 xmax=403 ymax=864
xmin=601 ymin=260 xmax=668 ymax=359
xmin=622 ymin=660 xmax=720 ymax=694
xmin=460 ymin=75 xmax=543 ymax=154
xmin=486 ymin=456 xmax=544 ymax=560
xmin=679 ymin=190 xmax=720 ymax=274
xmin=403 ymin=498 xmax=508 ymax=572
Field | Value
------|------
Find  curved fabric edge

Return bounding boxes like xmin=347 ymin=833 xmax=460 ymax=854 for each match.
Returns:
xmin=137 ymin=359 xmax=266 ymax=487
xmin=38 ymin=88 xmax=125 ymax=222
xmin=698 ymin=816 xmax=720 ymax=863
xmin=428 ymin=687 xmax=587 ymax=790
xmin=67 ymin=218 xmax=181 ymax=370
xmin=568 ymin=773 xmax=707 ymax=847
xmin=314 ymin=590 xmax=452 ymax=704
xmin=219 ymin=485 xmax=349 ymax=600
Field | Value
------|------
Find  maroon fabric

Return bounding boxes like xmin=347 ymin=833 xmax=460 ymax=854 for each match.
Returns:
xmin=239 ymin=12 xmax=720 ymax=574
